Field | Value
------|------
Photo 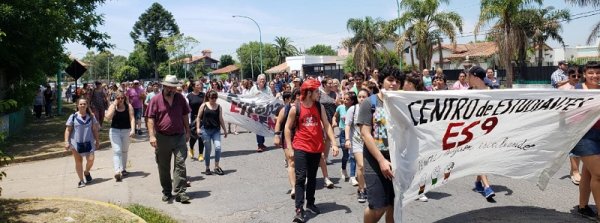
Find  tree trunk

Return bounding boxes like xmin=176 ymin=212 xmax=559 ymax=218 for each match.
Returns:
xmin=537 ymin=42 xmax=543 ymax=67
xmin=408 ymin=37 xmax=415 ymax=71
xmin=517 ymin=42 xmax=527 ymax=82
xmin=438 ymin=37 xmax=443 ymax=70
xmin=504 ymin=20 xmax=513 ymax=88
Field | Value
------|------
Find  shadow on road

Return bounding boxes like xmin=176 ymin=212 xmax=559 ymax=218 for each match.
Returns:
xmin=187 ymin=190 xmax=211 ymax=199
xmin=434 ymin=206 xmax=590 ymax=223
xmin=87 ymin=178 xmax=112 ymax=185
xmin=221 ymin=150 xmax=259 ymax=158
xmin=425 ymin=191 xmax=452 ymax=200
xmin=490 ymin=184 xmax=513 ymax=196
xmin=319 ymin=201 xmax=352 ymax=214
xmin=125 ymin=171 xmax=150 ymax=178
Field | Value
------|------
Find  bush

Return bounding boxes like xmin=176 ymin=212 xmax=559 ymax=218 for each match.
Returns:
xmin=125 ymin=204 xmax=178 ymax=223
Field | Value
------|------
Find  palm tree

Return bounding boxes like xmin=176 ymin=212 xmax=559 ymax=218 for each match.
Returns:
xmin=477 ymin=0 xmax=543 ymax=88
xmin=565 ymin=0 xmax=600 ymax=48
xmin=390 ymin=0 xmax=463 ymax=70
xmin=273 ymin=36 xmax=299 ymax=64
xmin=530 ymin=6 xmax=570 ymax=67
xmin=345 ymin=16 xmax=389 ymax=72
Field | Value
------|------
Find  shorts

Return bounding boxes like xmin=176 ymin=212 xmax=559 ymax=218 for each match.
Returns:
xmin=134 ymin=108 xmax=142 ymax=120
xmin=572 ymin=128 xmax=600 ymax=157
xmin=364 ymin=150 xmax=394 ymax=209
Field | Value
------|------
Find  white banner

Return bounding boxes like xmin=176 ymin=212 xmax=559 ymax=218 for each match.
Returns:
xmin=383 ymin=89 xmax=600 ymax=222
xmin=216 ymin=92 xmax=284 ymax=137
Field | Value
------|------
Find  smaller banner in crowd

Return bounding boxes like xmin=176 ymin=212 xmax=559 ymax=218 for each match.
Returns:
xmin=217 ymin=92 xmax=284 ymax=137
xmin=383 ymin=89 xmax=600 ymax=222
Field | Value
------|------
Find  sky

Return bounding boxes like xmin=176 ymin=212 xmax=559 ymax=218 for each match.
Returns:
xmin=64 ymin=0 xmax=599 ymax=60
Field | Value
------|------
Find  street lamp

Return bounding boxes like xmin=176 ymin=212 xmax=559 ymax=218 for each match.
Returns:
xmin=232 ymin=15 xmax=263 ymax=78
xmin=395 ymin=0 xmax=403 ymax=70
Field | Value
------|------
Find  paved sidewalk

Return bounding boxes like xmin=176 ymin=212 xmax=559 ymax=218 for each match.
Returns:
xmin=1 ymin=132 xmax=594 ymax=222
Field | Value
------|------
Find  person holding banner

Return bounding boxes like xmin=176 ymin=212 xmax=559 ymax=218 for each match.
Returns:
xmin=285 ymin=79 xmax=339 ymax=223
xmin=572 ymin=61 xmax=600 ymax=221
xmin=357 ymin=67 xmax=405 ymax=223
xmin=249 ymin=74 xmax=271 ymax=152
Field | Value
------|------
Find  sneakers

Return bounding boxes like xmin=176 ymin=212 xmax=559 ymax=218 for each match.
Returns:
xmin=205 ymin=168 xmax=212 ymax=175
xmin=340 ymin=169 xmax=348 ymax=182
xmin=357 ymin=190 xmax=367 ymax=203
xmin=290 ymin=189 xmax=296 ymax=200
xmin=214 ymin=167 xmax=224 ymax=175
xmin=324 ymin=177 xmax=334 ymax=189
xmin=188 ymin=149 xmax=195 ymax=160
xmin=350 ymin=177 xmax=359 ymax=186
xmin=306 ymin=204 xmax=321 ymax=215
xmin=577 ymin=205 xmax=597 ymax=220
xmin=257 ymin=144 xmax=266 ymax=152
xmin=474 ymin=181 xmax=484 ymax=193
xmin=198 ymin=154 xmax=204 ymax=161
xmin=121 ymin=170 xmax=129 ymax=177
xmin=114 ymin=172 xmax=122 ymax=182
xmin=175 ymin=193 xmax=190 ymax=203
xmin=162 ymin=194 xmax=173 ymax=202
xmin=484 ymin=187 xmax=495 ymax=199
xmin=417 ymin=194 xmax=429 ymax=202
xmin=84 ymin=172 xmax=92 ymax=183
xmin=293 ymin=208 xmax=305 ymax=223
xmin=77 ymin=181 xmax=86 ymax=188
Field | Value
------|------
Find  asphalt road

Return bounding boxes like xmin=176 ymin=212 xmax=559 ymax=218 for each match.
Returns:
xmin=2 ymin=131 xmax=596 ymax=223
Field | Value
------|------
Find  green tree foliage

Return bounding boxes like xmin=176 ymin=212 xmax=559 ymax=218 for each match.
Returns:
xmin=0 ymin=1 xmax=110 ymax=106
xmin=113 ymin=65 xmax=139 ymax=83
xmin=236 ymin=42 xmax=278 ymax=80
xmin=529 ymin=6 xmax=570 ymax=67
xmin=158 ymin=34 xmax=198 ymax=79
xmin=0 ymin=99 xmax=17 ymax=196
xmin=343 ymin=55 xmax=357 ymax=73
xmin=128 ymin=43 xmax=153 ymax=79
xmin=130 ymin=3 xmax=180 ymax=80
xmin=305 ymin=44 xmax=337 ymax=56
xmin=389 ymin=0 xmax=463 ymax=70
xmin=80 ymin=51 xmax=129 ymax=82
xmin=273 ymin=36 xmax=299 ymax=63
xmin=345 ymin=17 xmax=389 ymax=72
xmin=477 ymin=0 xmax=543 ymax=88
xmin=376 ymin=50 xmax=401 ymax=71
xmin=219 ymin=55 xmax=235 ymax=68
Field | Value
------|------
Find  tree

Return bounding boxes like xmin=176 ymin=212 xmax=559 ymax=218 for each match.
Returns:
xmin=273 ymin=36 xmax=299 ymax=64
xmin=128 ymin=43 xmax=153 ymax=79
xmin=477 ymin=0 xmax=543 ymax=88
xmin=305 ymin=44 xmax=337 ymax=56
xmin=0 ymin=1 xmax=110 ymax=106
xmin=130 ymin=3 xmax=180 ymax=80
xmin=565 ymin=0 xmax=600 ymax=49
xmin=113 ymin=65 xmax=139 ymax=83
xmin=219 ymin=55 xmax=235 ymax=68
xmin=390 ymin=0 xmax=463 ymax=70
xmin=343 ymin=55 xmax=357 ymax=73
xmin=345 ymin=17 xmax=389 ymax=72
xmin=236 ymin=42 xmax=278 ymax=80
xmin=530 ymin=6 xmax=570 ymax=67
xmin=158 ymin=34 xmax=199 ymax=79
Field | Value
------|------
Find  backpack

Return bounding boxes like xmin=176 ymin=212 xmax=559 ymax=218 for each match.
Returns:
xmin=370 ymin=94 xmax=378 ymax=114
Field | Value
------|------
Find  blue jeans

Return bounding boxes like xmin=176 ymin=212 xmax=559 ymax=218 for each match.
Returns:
xmin=110 ymin=128 xmax=130 ymax=172
xmin=202 ymin=127 xmax=222 ymax=167
xmin=256 ymin=135 xmax=265 ymax=146
xmin=339 ymin=131 xmax=351 ymax=170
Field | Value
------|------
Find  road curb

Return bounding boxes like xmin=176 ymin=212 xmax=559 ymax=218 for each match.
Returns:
xmin=35 ymin=196 xmax=147 ymax=223
xmin=11 ymin=141 xmax=112 ymax=164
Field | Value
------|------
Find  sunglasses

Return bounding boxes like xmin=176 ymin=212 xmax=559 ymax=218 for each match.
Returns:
xmin=210 ymin=96 xmax=218 ymax=99
xmin=116 ymin=97 xmax=125 ymax=100
xmin=570 ymin=74 xmax=581 ymax=78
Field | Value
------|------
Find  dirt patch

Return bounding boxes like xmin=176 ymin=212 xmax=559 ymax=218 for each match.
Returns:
xmin=4 ymin=103 xmax=110 ymax=159
xmin=0 ymin=198 xmax=143 ymax=223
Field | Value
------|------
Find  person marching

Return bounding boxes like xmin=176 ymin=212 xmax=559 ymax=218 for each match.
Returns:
xmin=285 ymin=79 xmax=339 ymax=223
xmin=64 ymin=98 xmax=100 ymax=188
xmin=188 ymin=81 xmax=206 ymax=161
xmin=344 ymin=88 xmax=369 ymax=203
xmin=105 ymin=91 xmax=135 ymax=181
xmin=196 ymin=90 xmax=228 ymax=175
xmin=274 ymin=89 xmax=299 ymax=199
xmin=147 ymin=75 xmax=192 ymax=203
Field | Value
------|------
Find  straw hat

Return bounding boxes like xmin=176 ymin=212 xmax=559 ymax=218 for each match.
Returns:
xmin=161 ymin=75 xmax=182 ymax=87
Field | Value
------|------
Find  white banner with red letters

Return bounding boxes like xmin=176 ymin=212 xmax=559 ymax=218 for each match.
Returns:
xmin=383 ymin=89 xmax=600 ymax=222
xmin=216 ymin=92 xmax=284 ymax=137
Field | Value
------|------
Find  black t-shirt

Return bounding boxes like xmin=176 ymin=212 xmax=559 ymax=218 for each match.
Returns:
xmin=44 ymin=89 xmax=53 ymax=102
xmin=187 ymin=92 xmax=205 ymax=118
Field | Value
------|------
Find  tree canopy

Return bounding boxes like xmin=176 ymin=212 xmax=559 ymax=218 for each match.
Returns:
xmin=130 ymin=2 xmax=180 ymax=80
xmin=305 ymin=44 xmax=337 ymax=56
xmin=236 ymin=42 xmax=278 ymax=80
xmin=273 ymin=36 xmax=299 ymax=63
xmin=219 ymin=55 xmax=236 ymax=68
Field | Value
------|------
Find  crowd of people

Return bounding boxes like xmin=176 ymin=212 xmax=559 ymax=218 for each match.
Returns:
xmin=60 ymin=60 xmax=600 ymax=222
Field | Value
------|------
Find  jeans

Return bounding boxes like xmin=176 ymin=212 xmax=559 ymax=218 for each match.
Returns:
xmin=44 ymin=102 xmax=52 ymax=117
xmin=256 ymin=134 xmax=265 ymax=146
xmin=155 ymin=133 xmax=187 ymax=195
xmin=109 ymin=128 xmax=130 ymax=172
xmin=349 ymin=153 xmax=356 ymax=177
xmin=294 ymin=149 xmax=321 ymax=209
xmin=339 ymin=131 xmax=350 ymax=170
xmin=202 ymin=127 xmax=222 ymax=167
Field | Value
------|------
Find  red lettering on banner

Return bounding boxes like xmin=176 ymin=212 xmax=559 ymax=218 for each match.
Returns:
xmin=267 ymin=116 xmax=276 ymax=130
xmin=230 ymin=102 xmax=240 ymax=113
xmin=442 ymin=117 xmax=499 ymax=150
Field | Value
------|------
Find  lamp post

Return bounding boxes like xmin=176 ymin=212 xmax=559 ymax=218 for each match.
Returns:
xmin=395 ymin=0 xmax=403 ymax=70
xmin=232 ymin=15 xmax=263 ymax=78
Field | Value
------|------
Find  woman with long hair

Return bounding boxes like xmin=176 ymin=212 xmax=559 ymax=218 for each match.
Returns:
xmin=332 ymin=91 xmax=357 ymax=183
xmin=187 ymin=81 xmax=206 ymax=160
xmin=345 ymin=89 xmax=369 ymax=203
xmin=64 ymin=98 xmax=100 ymax=188
xmin=105 ymin=91 xmax=135 ymax=181
xmin=196 ymin=90 xmax=228 ymax=175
